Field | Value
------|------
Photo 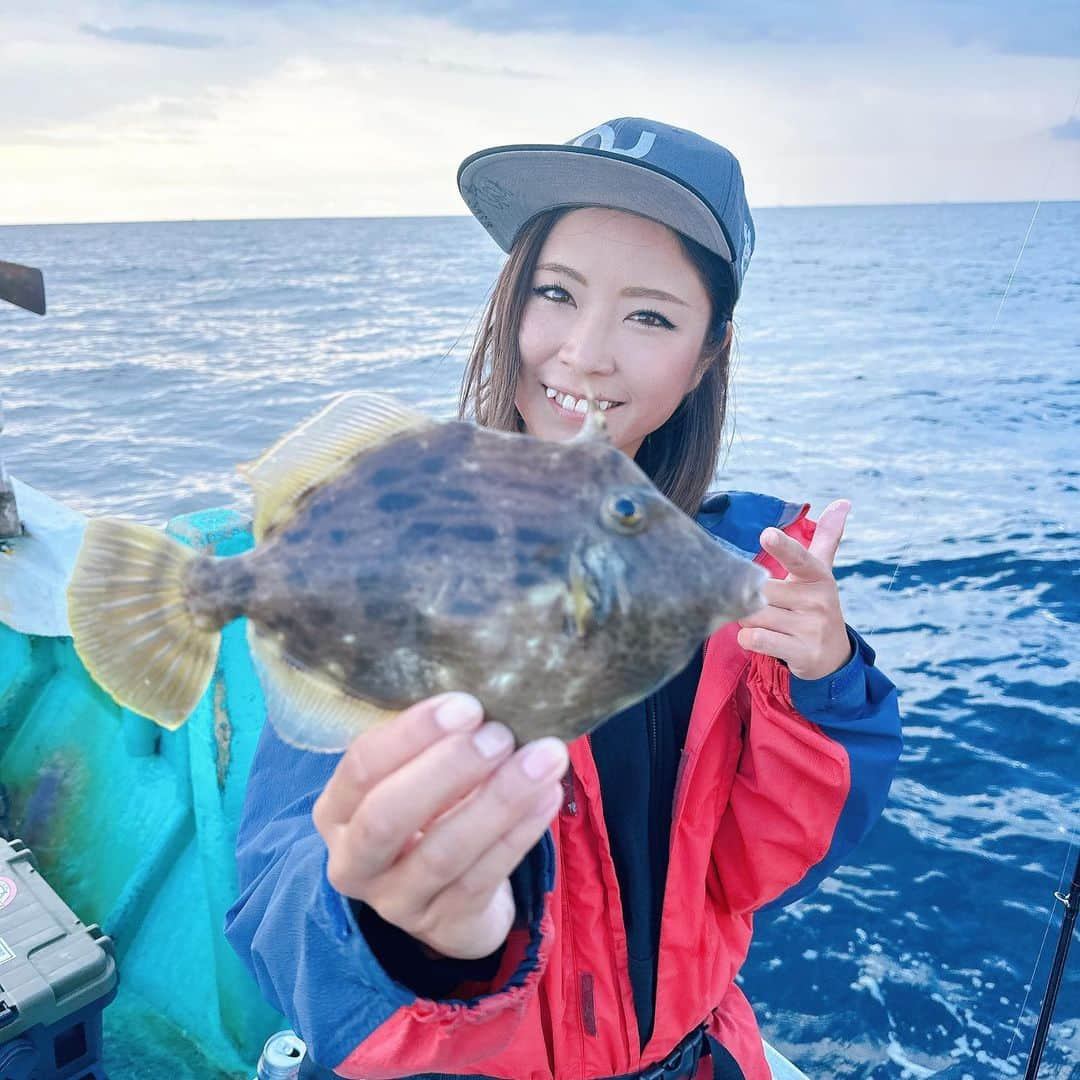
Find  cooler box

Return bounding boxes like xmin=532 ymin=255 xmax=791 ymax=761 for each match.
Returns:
xmin=0 ymin=838 xmax=117 ymax=1079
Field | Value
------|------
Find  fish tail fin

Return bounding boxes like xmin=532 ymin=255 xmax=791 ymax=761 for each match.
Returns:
xmin=67 ymin=518 xmax=220 ymax=729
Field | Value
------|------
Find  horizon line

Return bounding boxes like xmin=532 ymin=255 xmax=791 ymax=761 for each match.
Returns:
xmin=2 ymin=196 xmax=1078 ymax=230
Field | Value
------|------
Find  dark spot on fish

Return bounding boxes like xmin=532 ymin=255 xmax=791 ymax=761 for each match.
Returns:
xmin=286 ymin=567 xmax=308 ymax=587
xmin=329 ymin=528 xmax=350 ymax=546
xmin=402 ymin=520 xmax=443 ymax=543
xmin=364 ymin=599 xmax=393 ymax=621
xmin=419 ymin=456 xmax=445 ymax=475
xmin=543 ymin=555 xmax=567 ymax=575
xmin=363 ymin=599 xmax=411 ymax=632
xmin=372 ymin=466 xmax=409 ymax=487
xmin=515 ymin=572 xmax=543 ymax=588
xmin=284 ymin=527 xmax=311 ymax=545
xmin=308 ymin=500 xmax=333 ymax=521
xmin=355 ymin=573 xmax=381 ymax=593
xmin=450 ymin=523 xmax=497 ymax=543
xmin=377 ymin=491 xmax=425 ymax=512
xmin=451 ymin=599 xmax=487 ymax=616
xmin=516 ymin=526 xmax=558 ymax=546
xmin=440 ymin=488 xmax=478 ymax=503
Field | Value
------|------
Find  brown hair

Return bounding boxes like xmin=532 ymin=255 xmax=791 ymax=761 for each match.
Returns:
xmin=458 ymin=207 xmax=736 ymax=515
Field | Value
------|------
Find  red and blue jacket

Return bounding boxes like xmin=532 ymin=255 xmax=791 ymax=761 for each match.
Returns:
xmin=225 ymin=491 xmax=902 ymax=1079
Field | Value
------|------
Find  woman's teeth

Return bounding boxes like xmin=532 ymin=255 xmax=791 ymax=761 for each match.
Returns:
xmin=545 ymin=386 xmax=617 ymax=412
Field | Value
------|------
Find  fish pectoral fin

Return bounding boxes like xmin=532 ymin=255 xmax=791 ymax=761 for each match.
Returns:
xmin=567 ymin=550 xmax=594 ymax=639
xmin=239 ymin=391 xmax=434 ymax=541
xmin=247 ymin=624 xmax=397 ymax=752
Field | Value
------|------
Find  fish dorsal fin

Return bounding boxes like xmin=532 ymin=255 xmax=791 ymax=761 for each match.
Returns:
xmin=239 ymin=391 xmax=433 ymax=541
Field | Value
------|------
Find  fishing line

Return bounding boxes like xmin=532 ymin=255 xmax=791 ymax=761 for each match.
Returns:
xmin=990 ymin=86 xmax=1080 ymax=333
xmin=1004 ymin=840 xmax=1076 ymax=1067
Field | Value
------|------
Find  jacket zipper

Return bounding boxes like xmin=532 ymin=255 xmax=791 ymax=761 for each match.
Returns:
xmin=561 ymin=767 xmax=577 ymax=816
xmin=647 ymin=694 xmax=662 ymax=880
xmin=558 ymin=765 xmax=586 ymax=1069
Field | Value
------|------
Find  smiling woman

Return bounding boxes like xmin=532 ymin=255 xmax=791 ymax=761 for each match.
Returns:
xmin=223 ymin=117 xmax=903 ymax=1080
xmin=463 ymin=205 xmax=734 ymax=513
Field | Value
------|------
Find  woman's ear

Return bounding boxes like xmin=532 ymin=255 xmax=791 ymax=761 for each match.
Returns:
xmin=688 ymin=320 xmax=732 ymax=393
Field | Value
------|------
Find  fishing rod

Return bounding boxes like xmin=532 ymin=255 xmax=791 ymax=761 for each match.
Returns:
xmin=1024 ymin=848 xmax=1080 ymax=1079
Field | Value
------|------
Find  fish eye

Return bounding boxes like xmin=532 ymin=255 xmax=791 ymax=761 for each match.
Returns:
xmin=603 ymin=493 xmax=646 ymax=534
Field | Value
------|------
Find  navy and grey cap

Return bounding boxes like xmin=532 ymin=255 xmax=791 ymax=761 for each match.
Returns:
xmin=458 ymin=117 xmax=755 ymax=303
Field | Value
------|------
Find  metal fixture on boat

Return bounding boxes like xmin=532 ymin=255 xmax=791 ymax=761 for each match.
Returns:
xmin=0 ymin=259 xmax=46 ymax=541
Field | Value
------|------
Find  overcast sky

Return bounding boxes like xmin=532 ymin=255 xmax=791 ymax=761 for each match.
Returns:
xmin=3 ymin=1 xmax=1078 ymax=224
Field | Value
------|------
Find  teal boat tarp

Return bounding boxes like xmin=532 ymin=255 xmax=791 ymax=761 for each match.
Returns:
xmin=0 ymin=478 xmax=809 ymax=1080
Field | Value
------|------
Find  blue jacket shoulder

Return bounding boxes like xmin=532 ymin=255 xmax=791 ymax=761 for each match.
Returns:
xmin=697 ymin=491 xmax=807 ymax=556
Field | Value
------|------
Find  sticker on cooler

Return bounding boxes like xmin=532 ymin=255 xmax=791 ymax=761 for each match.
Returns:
xmin=0 ymin=876 xmax=16 ymax=910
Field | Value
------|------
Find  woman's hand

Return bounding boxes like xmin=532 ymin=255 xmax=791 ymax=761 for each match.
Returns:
xmin=736 ymin=499 xmax=854 ymax=681
xmin=312 ymin=692 xmax=568 ymax=961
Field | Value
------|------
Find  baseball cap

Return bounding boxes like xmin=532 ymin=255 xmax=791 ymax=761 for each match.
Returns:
xmin=0 ymin=261 xmax=46 ymax=315
xmin=457 ymin=117 xmax=755 ymax=303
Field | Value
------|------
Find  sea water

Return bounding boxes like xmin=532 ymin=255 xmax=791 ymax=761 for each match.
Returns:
xmin=1 ymin=203 xmax=1077 ymax=1078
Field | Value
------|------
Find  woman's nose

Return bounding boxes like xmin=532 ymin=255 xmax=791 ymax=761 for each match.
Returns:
xmin=558 ymin=317 xmax=616 ymax=377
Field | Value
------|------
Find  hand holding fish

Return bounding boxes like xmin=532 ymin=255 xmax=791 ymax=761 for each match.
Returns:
xmin=736 ymin=500 xmax=854 ymax=681
xmin=313 ymin=692 xmax=568 ymax=961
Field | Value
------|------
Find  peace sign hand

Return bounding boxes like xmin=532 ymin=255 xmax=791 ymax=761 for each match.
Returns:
xmin=736 ymin=500 xmax=855 ymax=681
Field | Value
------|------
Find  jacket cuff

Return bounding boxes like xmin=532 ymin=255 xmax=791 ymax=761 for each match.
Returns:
xmin=788 ymin=626 xmax=875 ymax=721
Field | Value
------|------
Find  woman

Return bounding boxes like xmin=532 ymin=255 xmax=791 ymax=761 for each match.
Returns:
xmin=225 ymin=117 xmax=902 ymax=1080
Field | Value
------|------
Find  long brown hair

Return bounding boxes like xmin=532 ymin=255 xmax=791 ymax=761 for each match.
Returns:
xmin=458 ymin=207 xmax=736 ymax=515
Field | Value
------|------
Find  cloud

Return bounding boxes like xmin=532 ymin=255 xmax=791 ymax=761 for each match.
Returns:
xmin=169 ymin=0 xmax=1080 ymax=56
xmin=79 ymin=23 xmax=227 ymax=50
xmin=1051 ymin=116 xmax=1080 ymax=139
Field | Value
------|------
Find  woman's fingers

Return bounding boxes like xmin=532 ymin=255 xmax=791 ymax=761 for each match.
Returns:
xmin=450 ymin=782 xmax=564 ymax=899
xmin=374 ymin=738 xmax=568 ymax=917
xmin=737 ymin=603 xmax=802 ymax=637
xmin=736 ymin=625 xmax=797 ymax=662
xmin=314 ymin=692 xmax=483 ymax=833
xmin=339 ymin=721 xmax=517 ymax=884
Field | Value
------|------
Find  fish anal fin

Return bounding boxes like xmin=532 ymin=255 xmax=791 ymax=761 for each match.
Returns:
xmin=238 ymin=391 xmax=433 ymax=541
xmin=246 ymin=623 xmax=398 ymax=752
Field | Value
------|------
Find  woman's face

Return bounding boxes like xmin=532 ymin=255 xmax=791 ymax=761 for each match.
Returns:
xmin=515 ymin=207 xmax=715 ymax=459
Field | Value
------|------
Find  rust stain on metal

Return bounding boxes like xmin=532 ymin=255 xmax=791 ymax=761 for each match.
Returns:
xmin=213 ymin=679 xmax=231 ymax=791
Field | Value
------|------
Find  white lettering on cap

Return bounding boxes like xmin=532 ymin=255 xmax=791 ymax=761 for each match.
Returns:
xmin=573 ymin=124 xmax=656 ymax=160
xmin=741 ymin=221 xmax=753 ymax=279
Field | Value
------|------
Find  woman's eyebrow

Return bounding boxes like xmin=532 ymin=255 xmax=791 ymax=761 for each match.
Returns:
xmin=535 ymin=262 xmax=688 ymax=306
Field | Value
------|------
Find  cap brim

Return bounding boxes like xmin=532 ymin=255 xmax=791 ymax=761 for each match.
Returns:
xmin=458 ymin=144 xmax=734 ymax=267
xmin=0 ymin=261 xmax=46 ymax=315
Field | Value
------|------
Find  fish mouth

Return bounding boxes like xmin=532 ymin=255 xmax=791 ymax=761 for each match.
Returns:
xmin=700 ymin=536 xmax=770 ymax=634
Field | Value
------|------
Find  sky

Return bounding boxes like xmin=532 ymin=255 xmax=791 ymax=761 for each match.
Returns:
xmin=2 ymin=1 xmax=1079 ymax=225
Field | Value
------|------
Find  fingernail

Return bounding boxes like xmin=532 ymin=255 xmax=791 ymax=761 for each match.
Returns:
xmin=434 ymin=692 xmax=483 ymax=731
xmin=828 ymin=499 xmax=852 ymax=515
xmin=763 ymin=528 xmax=780 ymax=543
xmin=521 ymin=738 xmax=568 ymax=780
xmin=472 ymin=722 xmax=515 ymax=758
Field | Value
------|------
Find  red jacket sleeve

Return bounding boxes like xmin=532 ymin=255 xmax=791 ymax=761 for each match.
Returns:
xmin=711 ymin=513 xmax=901 ymax=914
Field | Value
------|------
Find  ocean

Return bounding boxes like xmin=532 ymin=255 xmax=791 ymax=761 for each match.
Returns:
xmin=1 ymin=202 xmax=1077 ymax=1078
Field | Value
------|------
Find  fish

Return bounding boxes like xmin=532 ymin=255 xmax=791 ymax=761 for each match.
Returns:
xmin=66 ymin=392 xmax=767 ymax=751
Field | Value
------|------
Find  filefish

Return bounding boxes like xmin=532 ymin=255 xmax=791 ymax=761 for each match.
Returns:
xmin=67 ymin=393 xmax=767 ymax=751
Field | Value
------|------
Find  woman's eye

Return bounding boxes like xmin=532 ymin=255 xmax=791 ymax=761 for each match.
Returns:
xmin=629 ymin=309 xmax=675 ymax=330
xmin=532 ymin=283 xmax=572 ymax=303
